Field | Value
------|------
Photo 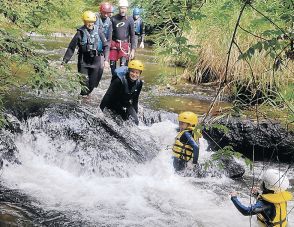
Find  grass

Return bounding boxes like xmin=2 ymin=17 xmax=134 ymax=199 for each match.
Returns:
xmin=148 ymin=0 xmax=294 ymax=130
xmin=185 ymin=0 xmax=293 ymax=86
xmin=152 ymin=0 xmax=293 ymax=99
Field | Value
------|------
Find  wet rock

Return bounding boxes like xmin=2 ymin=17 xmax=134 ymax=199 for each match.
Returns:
xmin=203 ymin=117 xmax=294 ymax=163
xmin=178 ymin=157 xmax=245 ymax=179
xmin=3 ymin=91 xmax=55 ymax=121
xmin=139 ymin=107 xmax=177 ymax=126
xmin=0 ymin=185 xmax=90 ymax=226
xmin=21 ymin=103 xmax=159 ymax=177
xmin=3 ymin=114 xmax=22 ymax=134
xmin=0 ymin=131 xmax=20 ymax=166
xmin=219 ymin=157 xmax=245 ymax=178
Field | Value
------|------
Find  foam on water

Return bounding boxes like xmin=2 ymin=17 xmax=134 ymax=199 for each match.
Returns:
xmin=1 ymin=120 xmax=291 ymax=226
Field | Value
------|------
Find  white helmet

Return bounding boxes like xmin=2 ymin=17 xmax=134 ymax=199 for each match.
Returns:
xmin=118 ymin=0 xmax=128 ymax=7
xmin=262 ymin=169 xmax=289 ymax=193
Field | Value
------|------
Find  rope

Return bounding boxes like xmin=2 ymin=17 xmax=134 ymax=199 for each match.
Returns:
xmin=118 ymin=40 xmax=130 ymax=56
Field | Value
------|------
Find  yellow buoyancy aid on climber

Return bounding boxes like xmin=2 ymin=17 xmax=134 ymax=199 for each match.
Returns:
xmin=172 ymin=127 xmax=202 ymax=162
xmin=257 ymin=191 xmax=293 ymax=227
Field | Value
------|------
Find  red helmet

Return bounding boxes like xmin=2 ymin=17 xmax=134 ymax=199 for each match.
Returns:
xmin=99 ymin=2 xmax=112 ymax=13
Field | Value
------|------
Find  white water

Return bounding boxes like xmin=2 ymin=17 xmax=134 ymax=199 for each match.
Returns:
xmin=1 ymin=120 xmax=293 ymax=226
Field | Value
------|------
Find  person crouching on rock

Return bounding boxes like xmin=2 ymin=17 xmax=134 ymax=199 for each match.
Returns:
xmin=172 ymin=112 xmax=202 ymax=172
xmin=62 ymin=11 xmax=110 ymax=96
xmin=230 ymin=168 xmax=292 ymax=227
xmin=100 ymin=60 xmax=144 ymax=125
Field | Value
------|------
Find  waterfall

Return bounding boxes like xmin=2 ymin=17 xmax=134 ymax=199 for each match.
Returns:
xmin=0 ymin=105 xmax=260 ymax=226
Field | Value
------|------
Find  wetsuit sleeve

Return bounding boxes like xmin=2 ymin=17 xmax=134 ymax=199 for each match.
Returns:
xmin=110 ymin=17 xmax=115 ymax=41
xmin=231 ymin=197 xmax=271 ymax=216
xmin=129 ymin=18 xmax=136 ymax=50
xmin=62 ymin=32 xmax=80 ymax=64
xmin=141 ymin=20 xmax=145 ymax=42
xmin=99 ymin=29 xmax=110 ymax=62
xmin=100 ymin=78 xmax=121 ymax=111
xmin=132 ymin=81 xmax=143 ymax=113
xmin=181 ymin=131 xmax=199 ymax=164
xmin=107 ymin=21 xmax=113 ymax=43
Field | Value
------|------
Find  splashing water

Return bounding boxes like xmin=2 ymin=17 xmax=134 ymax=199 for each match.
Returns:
xmin=1 ymin=118 xmax=292 ymax=226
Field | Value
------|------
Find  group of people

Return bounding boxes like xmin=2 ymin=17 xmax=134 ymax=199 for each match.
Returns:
xmin=62 ymin=0 xmax=145 ymax=124
xmin=173 ymin=111 xmax=293 ymax=226
xmin=61 ymin=1 xmax=293 ymax=225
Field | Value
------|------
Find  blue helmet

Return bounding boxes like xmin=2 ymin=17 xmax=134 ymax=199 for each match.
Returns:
xmin=133 ymin=7 xmax=140 ymax=16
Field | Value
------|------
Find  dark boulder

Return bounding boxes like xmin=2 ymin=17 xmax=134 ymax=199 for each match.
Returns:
xmin=203 ymin=117 xmax=294 ymax=163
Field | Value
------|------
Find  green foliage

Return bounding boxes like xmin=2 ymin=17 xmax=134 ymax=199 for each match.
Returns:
xmin=0 ymin=28 xmax=81 ymax=92
xmin=205 ymin=123 xmax=229 ymax=134
xmin=236 ymin=1 xmax=293 ymax=66
xmin=0 ymin=0 xmax=94 ymax=32
xmin=0 ymin=0 xmax=92 ymax=126
xmin=132 ymin=0 xmax=206 ymax=65
xmin=204 ymin=145 xmax=252 ymax=170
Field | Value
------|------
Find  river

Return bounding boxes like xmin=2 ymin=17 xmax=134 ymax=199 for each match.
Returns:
xmin=0 ymin=34 xmax=293 ymax=226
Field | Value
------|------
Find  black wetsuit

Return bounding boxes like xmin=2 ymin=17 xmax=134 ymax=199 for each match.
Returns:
xmin=111 ymin=14 xmax=135 ymax=47
xmin=100 ymin=73 xmax=143 ymax=125
xmin=63 ymin=25 xmax=109 ymax=95
xmin=110 ymin=14 xmax=135 ymax=76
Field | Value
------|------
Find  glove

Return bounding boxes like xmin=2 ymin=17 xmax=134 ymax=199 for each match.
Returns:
xmin=139 ymin=42 xmax=144 ymax=49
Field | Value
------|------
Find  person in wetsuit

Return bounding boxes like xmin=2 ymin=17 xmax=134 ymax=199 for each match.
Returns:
xmin=109 ymin=0 xmax=135 ymax=78
xmin=172 ymin=112 xmax=201 ymax=172
xmin=94 ymin=2 xmax=113 ymax=86
xmin=62 ymin=11 xmax=109 ymax=96
xmin=100 ymin=60 xmax=144 ymax=125
xmin=230 ymin=169 xmax=292 ymax=227
xmin=132 ymin=7 xmax=145 ymax=49
xmin=95 ymin=2 xmax=113 ymax=43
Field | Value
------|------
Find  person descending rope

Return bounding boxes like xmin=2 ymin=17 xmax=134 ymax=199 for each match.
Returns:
xmin=230 ymin=169 xmax=293 ymax=227
xmin=100 ymin=60 xmax=144 ymax=125
xmin=172 ymin=112 xmax=202 ymax=172
xmin=132 ymin=7 xmax=145 ymax=49
xmin=109 ymin=0 xmax=136 ymax=79
xmin=62 ymin=11 xmax=109 ymax=96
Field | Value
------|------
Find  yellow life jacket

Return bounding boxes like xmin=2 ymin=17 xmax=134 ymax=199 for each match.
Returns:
xmin=257 ymin=191 xmax=293 ymax=227
xmin=172 ymin=127 xmax=201 ymax=162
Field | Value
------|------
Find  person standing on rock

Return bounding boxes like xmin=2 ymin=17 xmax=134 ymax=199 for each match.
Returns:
xmin=172 ymin=112 xmax=202 ymax=172
xmin=62 ymin=11 xmax=109 ymax=96
xmin=230 ymin=169 xmax=292 ymax=227
xmin=100 ymin=60 xmax=144 ymax=125
xmin=109 ymin=0 xmax=136 ymax=78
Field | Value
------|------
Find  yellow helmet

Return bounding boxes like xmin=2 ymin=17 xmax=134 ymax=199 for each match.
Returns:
xmin=128 ymin=60 xmax=144 ymax=71
xmin=178 ymin=112 xmax=198 ymax=126
xmin=82 ymin=11 xmax=96 ymax=22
